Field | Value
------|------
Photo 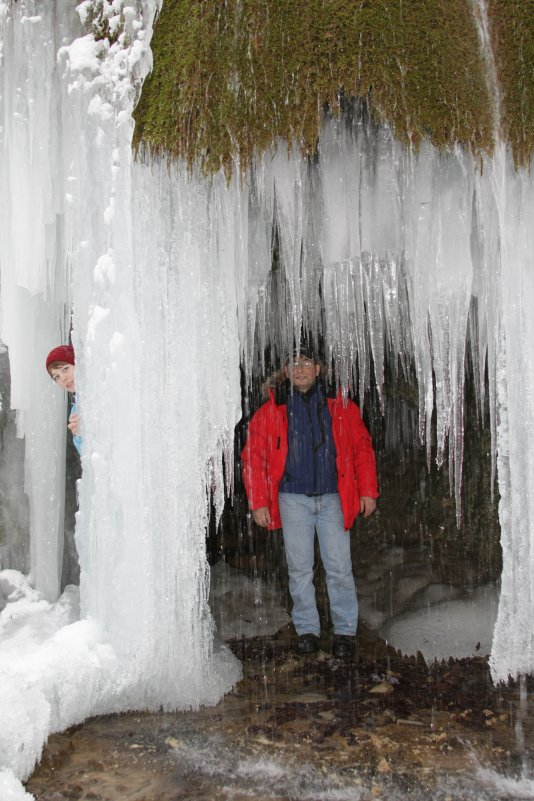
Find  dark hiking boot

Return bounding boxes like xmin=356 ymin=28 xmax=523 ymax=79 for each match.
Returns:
xmin=295 ymin=633 xmax=320 ymax=655
xmin=332 ymin=634 xmax=356 ymax=660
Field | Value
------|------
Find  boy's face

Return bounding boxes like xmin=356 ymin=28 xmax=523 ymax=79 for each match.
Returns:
xmin=284 ymin=357 xmax=320 ymax=393
xmin=50 ymin=363 xmax=76 ymax=393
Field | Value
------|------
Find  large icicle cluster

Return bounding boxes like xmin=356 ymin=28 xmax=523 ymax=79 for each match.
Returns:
xmin=486 ymin=147 xmax=534 ymax=681
xmin=245 ymin=115 xmax=534 ymax=682
xmin=245 ymin=124 xmax=477 ymax=509
xmin=58 ymin=0 xmax=243 ymax=707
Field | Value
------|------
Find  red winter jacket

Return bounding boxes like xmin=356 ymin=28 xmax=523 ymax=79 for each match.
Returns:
xmin=241 ymin=388 xmax=378 ymax=531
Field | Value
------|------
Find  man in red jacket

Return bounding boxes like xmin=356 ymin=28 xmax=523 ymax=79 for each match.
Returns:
xmin=242 ymin=346 xmax=378 ymax=659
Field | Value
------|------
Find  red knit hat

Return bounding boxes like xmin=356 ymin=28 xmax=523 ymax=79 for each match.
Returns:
xmin=46 ymin=345 xmax=75 ymax=374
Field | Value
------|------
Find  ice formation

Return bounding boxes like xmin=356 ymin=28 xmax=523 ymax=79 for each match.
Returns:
xmin=0 ymin=1 xmax=73 ymax=604
xmin=0 ymin=1 xmax=242 ymax=793
xmin=0 ymin=0 xmax=533 ymax=795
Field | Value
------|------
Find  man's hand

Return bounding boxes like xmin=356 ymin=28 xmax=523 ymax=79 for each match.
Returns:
xmin=360 ymin=496 xmax=376 ymax=518
xmin=252 ymin=506 xmax=271 ymax=528
xmin=68 ymin=412 xmax=80 ymax=436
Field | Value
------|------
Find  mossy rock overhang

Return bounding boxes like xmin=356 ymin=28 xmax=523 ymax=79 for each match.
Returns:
xmin=132 ymin=0 xmax=534 ymax=174
xmin=488 ymin=0 xmax=534 ymax=167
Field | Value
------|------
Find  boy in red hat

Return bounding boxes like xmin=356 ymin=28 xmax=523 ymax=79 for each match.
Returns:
xmin=45 ymin=345 xmax=82 ymax=454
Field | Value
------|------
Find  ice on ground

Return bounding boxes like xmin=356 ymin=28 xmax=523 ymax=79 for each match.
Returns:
xmin=380 ymin=583 xmax=500 ymax=662
xmin=0 ymin=577 xmax=116 ymax=781
xmin=0 ymin=567 xmax=239 ymax=784
xmin=0 ymin=573 xmax=77 ymax=646
xmin=476 ymin=766 xmax=534 ymax=800
xmin=0 ymin=770 xmax=34 ymax=801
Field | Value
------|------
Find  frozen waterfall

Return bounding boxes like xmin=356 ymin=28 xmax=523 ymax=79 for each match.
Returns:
xmin=0 ymin=0 xmax=533 ymax=795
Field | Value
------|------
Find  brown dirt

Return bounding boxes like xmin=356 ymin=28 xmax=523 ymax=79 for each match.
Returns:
xmin=26 ymin=625 xmax=534 ymax=801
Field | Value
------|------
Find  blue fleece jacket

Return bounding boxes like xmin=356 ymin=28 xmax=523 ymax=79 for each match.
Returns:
xmin=70 ymin=398 xmax=82 ymax=455
xmin=279 ymin=381 xmax=338 ymax=495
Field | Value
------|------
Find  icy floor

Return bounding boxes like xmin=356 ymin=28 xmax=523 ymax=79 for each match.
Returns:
xmin=0 ymin=563 xmax=508 ymax=801
xmin=380 ymin=583 xmax=500 ymax=662
xmin=25 ymin=631 xmax=534 ymax=801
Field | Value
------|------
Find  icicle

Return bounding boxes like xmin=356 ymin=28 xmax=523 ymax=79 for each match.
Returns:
xmin=271 ymin=143 xmax=309 ymax=355
xmin=401 ymin=142 xmax=475 ymax=505
xmin=472 ymin=160 xmax=502 ymax=495
xmin=244 ymin=155 xmax=275 ymax=379
xmin=490 ymin=147 xmax=534 ymax=681
xmin=317 ymin=115 xmax=406 ymax=404
xmin=470 ymin=0 xmax=534 ymax=679
xmin=62 ymin=17 xmax=242 ymax=705
xmin=318 ymin=114 xmax=362 ymax=266
xmin=359 ymin=122 xmax=404 ymax=254
xmin=322 ymin=259 xmax=365 ymax=397
xmin=0 ymin=1 xmax=74 ymax=601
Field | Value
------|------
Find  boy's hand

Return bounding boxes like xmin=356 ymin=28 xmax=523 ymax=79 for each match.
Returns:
xmin=252 ymin=506 xmax=271 ymax=528
xmin=360 ymin=496 xmax=376 ymax=518
xmin=68 ymin=412 xmax=80 ymax=436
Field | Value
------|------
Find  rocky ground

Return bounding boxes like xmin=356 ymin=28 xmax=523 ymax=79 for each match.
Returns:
xmin=27 ymin=624 xmax=533 ymax=801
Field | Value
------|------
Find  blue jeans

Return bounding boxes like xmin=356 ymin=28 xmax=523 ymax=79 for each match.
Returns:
xmin=278 ymin=492 xmax=358 ymax=637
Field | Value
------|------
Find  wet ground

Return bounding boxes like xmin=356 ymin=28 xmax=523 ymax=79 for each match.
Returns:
xmin=27 ymin=625 xmax=534 ymax=801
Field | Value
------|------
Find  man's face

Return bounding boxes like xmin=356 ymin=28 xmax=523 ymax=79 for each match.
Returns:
xmin=284 ymin=357 xmax=320 ymax=393
xmin=50 ymin=363 xmax=76 ymax=393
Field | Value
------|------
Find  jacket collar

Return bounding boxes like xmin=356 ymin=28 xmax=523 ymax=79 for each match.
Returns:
xmin=271 ymin=378 xmax=336 ymax=407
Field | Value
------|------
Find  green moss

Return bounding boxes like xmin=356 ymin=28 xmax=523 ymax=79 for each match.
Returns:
xmin=82 ymin=0 xmax=121 ymax=43
xmin=133 ymin=0 xmax=494 ymax=173
xmin=488 ymin=0 xmax=534 ymax=167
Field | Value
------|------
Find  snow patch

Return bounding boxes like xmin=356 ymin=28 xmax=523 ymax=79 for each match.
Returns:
xmin=0 ymin=770 xmax=34 ymax=801
xmin=61 ymin=34 xmax=106 ymax=74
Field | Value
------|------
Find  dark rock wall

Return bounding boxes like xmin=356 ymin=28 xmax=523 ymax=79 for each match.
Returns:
xmin=213 ymin=336 xmax=501 ymax=626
